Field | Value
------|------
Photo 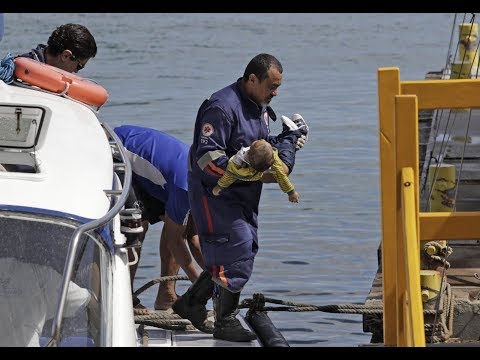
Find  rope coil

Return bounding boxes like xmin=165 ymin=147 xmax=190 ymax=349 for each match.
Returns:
xmin=0 ymin=52 xmax=14 ymax=84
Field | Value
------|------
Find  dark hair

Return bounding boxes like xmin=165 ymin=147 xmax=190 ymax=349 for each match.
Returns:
xmin=47 ymin=23 xmax=97 ymax=59
xmin=242 ymin=53 xmax=283 ymax=82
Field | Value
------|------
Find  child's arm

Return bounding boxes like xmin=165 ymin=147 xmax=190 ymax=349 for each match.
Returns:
xmin=212 ymin=167 xmax=236 ymax=196
xmin=214 ymin=150 xmax=265 ymax=196
xmin=271 ymin=149 xmax=300 ymax=202
xmin=261 ymin=160 xmax=289 ymax=183
xmin=213 ymin=158 xmax=247 ymax=196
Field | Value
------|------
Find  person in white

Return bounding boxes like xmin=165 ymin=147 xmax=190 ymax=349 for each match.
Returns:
xmin=0 ymin=257 xmax=91 ymax=347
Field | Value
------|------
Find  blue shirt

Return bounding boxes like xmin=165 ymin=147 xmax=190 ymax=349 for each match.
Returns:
xmin=114 ymin=125 xmax=190 ymax=225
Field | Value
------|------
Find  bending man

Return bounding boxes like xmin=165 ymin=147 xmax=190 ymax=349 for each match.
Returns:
xmin=115 ymin=125 xmax=205 ymax=311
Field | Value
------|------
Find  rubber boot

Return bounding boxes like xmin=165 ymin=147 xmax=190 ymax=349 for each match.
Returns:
xmin=172 ymin=270 xmax=214 ymax=333
xmin=213 ymin=286 xmax=257 ymax=342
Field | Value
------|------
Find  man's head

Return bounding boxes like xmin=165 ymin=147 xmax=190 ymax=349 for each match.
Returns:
xmin=248 ymin=139 xmax=274 ymax=172
xmin=242 ymin=53 xmax=283 ymax=107
xmin=45 ymin=23 xmax=97 ymax=73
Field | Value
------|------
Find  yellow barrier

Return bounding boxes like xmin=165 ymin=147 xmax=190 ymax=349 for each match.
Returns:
xmin=377 ymin=67 xmax=480 ymax=346
xmin=400 ymin=167 xmax=426 ymax=347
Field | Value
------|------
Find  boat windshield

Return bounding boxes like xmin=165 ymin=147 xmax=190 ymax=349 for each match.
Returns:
xmin=0 ymin=211 xmax=104 ymax=347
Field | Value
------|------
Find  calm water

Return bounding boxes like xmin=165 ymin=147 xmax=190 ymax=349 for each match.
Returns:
xmin=1 ymin=13 xmax=454 ymax=346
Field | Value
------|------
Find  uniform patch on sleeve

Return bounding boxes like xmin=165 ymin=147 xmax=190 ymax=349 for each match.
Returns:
xmin=201 ymin=123 xmax=214 ymax=137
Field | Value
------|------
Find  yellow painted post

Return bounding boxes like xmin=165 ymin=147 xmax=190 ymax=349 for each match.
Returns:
xmin=428 ymin=164 xmax=456 ymax=212
xmin=451 ymin=62 xmax=473 ymax=79
xmin=458 ymin=23 xmax=478 ymax=70
xmin=401 ymin=167 xmax=426 ymax=347
xmin=426 ymin=163 xmax=456 ymax=251
xmin=395 ymin=95 xmax=420 ymax=346
xmin=420 ymin=269 xmax=441 ymax=346
xmin=450 ymin=62 xmax=472 ymax=112
xmin=378 ymin=68 xmax=401 ymax=346
xmin=420 ymin=270 xmax=442 ymax=302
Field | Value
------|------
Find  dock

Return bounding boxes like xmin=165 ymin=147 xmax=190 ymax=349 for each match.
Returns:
xmin=363 ymin=69 xmax=480 ymax=344
xmin=135 ymin=310 xmax=260 ymax=347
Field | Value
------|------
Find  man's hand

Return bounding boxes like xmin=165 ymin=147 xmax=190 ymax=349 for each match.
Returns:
xmin=281 ymin=114 xmax=309 ymax=150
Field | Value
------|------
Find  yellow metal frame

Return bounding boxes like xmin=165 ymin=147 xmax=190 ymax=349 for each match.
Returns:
xmin=378 ymin=68 xmax=480 ymax=346
xmin=401 ymin=167 xmax=425 ymax=346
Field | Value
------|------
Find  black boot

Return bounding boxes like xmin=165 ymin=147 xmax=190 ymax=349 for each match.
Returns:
xmin=172 ymin=270 xmax=214 ymax=333
xmin=213 ymin=286 xmax=257 ymax=342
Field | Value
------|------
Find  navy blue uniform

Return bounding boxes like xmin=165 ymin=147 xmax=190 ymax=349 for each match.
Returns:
xmin=189 ymin=79 xmax=298 ymax=292
xmin=115 ymin=125 xmax=190 ymax=226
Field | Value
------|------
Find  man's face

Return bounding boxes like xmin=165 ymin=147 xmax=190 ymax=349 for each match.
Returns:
xmin=65 ymin=52 xmax=89 ymax=73
xmin=251 ymin=67 xmax=282 ymax=107
xmin=55 ymin=50 xmax=89 ymax=73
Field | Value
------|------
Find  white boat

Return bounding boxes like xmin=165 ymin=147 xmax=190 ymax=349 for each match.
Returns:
xmin=0 ymin=77 xmax=139 ymax=346
xmin=0 ymin=55 xmax=289 ymax=347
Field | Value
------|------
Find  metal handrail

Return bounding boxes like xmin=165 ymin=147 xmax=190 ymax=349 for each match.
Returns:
xmin=47 ymin=122 xmax=131 ymax=346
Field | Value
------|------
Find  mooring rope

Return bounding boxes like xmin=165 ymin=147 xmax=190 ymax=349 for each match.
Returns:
xmin=238 ymin=293 xmax=442 ymax=315
xmin=133 ymin=309 xmax=214 ymax=331
xmin=133 ymin=275 xmax=444 ymax=332
xmin=133 ymin=275 xmax=196 ymax=331
xmin=133 ymin=275 xmax=189 ymax=298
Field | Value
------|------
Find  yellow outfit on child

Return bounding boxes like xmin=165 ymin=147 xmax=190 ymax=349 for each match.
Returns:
xmin=217 ymin=148 xmax=295 ymax=194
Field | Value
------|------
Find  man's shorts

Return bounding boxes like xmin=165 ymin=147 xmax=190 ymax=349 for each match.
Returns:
xmin=127 ymin=181 xmax=165 ymax=225
xmin=115 ymin=158 xmax=166 ymax=225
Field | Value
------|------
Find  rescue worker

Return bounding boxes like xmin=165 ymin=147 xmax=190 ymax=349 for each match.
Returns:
xmin=172 ymin=53 xmax=308 ymax=341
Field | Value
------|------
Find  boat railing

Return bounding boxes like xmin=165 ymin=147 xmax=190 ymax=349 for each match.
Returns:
xmin=378 ymin=67 xmax=480 ymax=346
xmin=47 ymin=121 xmax=132 ymax=347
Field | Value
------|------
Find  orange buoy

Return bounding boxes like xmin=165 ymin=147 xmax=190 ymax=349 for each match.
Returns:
xmin=13 ymin=57 xmax=109 ymax=108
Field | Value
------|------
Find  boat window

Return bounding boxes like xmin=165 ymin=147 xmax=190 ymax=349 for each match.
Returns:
xmin=0 ymin=212 xmax=106 ymax=347
xmin=56 ymin=231 xmax=105 ymax=347
xmin=0 ymin=105 xmax=44 ymax=173
xmin=0 ymin=106 xmax=44 ymax=148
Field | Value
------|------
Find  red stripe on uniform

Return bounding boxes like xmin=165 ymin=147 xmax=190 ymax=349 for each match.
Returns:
xmin=204 ymin=166 xmax=219 ymax=176
xmin=206 ymin=161 xmax=225 ymax=176
xmin=202 ymin=195 xmax=214 ymax=233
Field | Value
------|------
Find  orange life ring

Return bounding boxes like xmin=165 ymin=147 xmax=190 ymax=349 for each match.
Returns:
xmin=13 ymin=57 xmax=109 ymax=108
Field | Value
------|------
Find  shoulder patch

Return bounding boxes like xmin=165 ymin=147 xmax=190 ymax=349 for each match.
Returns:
xmin=201 ymin=123 xmax=214 ymax=137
